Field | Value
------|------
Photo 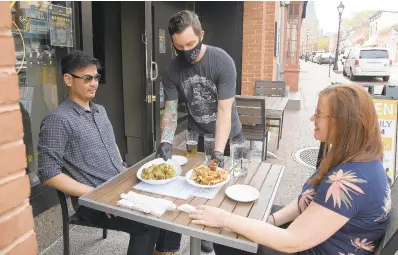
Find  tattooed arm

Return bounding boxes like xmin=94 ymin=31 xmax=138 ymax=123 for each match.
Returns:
xmin=214 ymin=98 xmax=234 ymax=152
xmin=161 ymin=100 xmax=178 ymax=143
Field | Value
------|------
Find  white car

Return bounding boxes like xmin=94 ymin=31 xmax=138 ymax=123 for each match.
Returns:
xmin=343 ymin=47 xmax=391 ymax=81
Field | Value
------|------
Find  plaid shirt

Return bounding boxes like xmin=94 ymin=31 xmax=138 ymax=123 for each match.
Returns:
xmin=37 ymin=98 xmax=123 ymax=188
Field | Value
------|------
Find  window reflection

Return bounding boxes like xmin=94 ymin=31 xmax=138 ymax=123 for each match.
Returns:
xmin=11 ymin=1 xmax=75 ymax=186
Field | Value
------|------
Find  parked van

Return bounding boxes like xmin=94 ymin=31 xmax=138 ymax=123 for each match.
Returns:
xmin=343 ymin=47 xmax=392 ymax=81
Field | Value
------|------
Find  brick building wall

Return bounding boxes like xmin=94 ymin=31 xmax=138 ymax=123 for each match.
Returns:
xmin=241 ymin=1 xmax=279 ymax=96
xmin=0 ymin=2 xmax=38 ymax=255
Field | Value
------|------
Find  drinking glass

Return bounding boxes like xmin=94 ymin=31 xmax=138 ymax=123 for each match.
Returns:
xmin=231 ymin=139 xmax=248 ymax=178
xmin=204 ymin=134 xmax=215 ymax=165
xmin=185 ymin=130 xmax=198 ymax=157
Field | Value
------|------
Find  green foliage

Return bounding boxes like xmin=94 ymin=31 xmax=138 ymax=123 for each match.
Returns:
xmin=318 ymin=37 xmax=330 ymax=51
xmin=343 ymin=10 xmax=375 ymax=27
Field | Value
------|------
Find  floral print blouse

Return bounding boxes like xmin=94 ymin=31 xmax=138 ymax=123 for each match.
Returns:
xmin=298 ymin=159 xmax=391 ymax=255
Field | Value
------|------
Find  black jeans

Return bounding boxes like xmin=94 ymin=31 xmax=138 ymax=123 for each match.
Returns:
xmin=77 ymin=206 xmax=181 ymax=254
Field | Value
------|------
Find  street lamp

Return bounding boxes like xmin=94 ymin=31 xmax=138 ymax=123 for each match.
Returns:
xmin=333 ymin=1 xmax=345 ymax=71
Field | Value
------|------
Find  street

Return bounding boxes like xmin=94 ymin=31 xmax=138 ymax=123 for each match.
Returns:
xmin=305 ymin=60 xmax=398 ymax=94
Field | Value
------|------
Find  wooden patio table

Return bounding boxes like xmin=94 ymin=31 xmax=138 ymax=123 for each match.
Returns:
xmin=79 ymin=150 xmax=285 ymax=255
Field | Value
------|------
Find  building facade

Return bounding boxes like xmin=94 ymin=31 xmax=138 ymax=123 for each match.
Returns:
xmin=1 ymin=1 xmax=307 ymax=252
xmin=366 ymin=11 xmax=398 ymax=47
xmin=377 ymin=24 xmax=398 ymax=63
xmin=300 ymin=1 xmax=320 ymax=55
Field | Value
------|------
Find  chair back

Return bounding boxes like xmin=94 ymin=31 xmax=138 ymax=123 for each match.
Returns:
xmin=255 ymin=80 xmax=287 ymax=97
xmin=56 ymin=190 xmax=70 ymax=221
xmin=235 ymin=96 xmax=266 ymax=139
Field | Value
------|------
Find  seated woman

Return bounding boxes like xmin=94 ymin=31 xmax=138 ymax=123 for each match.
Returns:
xmin=189 ymin=84 xmax=391 ymax=255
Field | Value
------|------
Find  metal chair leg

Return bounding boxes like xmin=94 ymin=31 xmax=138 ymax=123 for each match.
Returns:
xmin=277 ymin=129 xmax=281 ymax=150
xmin=280 ymin=112 xmax=285 ymax=139
xmin=262 ymin=138 xmax=266 ymax=162
xmin=63 ymin=220 xmax=70 ymax=255
xmin=265 ymin=132 xmax=268 ymax=160
xmin=103 ymin=228 xmax=107 ymax=239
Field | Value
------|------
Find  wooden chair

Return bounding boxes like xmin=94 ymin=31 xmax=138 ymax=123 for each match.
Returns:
xmin=57 ymin=190 xmax=108 ymax=255
xmin=236 ymin=96 xmax=269 ymax=161
xmin=255 ymin=80 xmax=287 ymax=98
xmin=255 ymin=80 xmax=287 ymax=149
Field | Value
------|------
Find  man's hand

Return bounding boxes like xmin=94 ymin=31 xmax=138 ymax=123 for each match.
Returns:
xmin=155 ymin=142 xmax=173 ymax=161
xmin=211 ymin=151 xmax=224 ymax=168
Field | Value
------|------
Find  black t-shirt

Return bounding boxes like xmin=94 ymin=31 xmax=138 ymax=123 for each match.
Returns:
xmin=162 ymin=45 xmax=242 ymax=138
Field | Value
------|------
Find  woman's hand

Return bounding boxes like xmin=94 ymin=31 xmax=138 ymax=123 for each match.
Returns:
xmin=189 ymin=205 xmax=231 ymax=228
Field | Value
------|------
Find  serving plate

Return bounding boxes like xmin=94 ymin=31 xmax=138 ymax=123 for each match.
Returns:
xmin=137 ymin=158 xmax=182 ymax=185
xmin=185 ymin=168 xmax=230 ymax=189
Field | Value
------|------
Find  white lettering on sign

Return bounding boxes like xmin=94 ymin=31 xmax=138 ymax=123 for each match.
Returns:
xmin=375 ymin=102 xmax=395 ymax=116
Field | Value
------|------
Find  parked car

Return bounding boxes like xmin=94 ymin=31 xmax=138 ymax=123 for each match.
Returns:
xmin=343 ymin=47 xmax=392 ymax=81
xmin=340 ymin=47 xmax=353 ymax=65
xmin=317 ymin=53 xmax=335 ymax=65
xmin=312 ymin=53 xmax=323 ymax=63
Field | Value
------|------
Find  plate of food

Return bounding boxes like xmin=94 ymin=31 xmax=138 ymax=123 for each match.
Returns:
xmin=185 ymin=165 xmax=230 ymax=189
xmin=137 ymin=158 xmax=182 ymax=185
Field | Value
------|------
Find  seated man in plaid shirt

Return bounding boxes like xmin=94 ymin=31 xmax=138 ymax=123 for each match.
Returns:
xmin=37 ymin=51 xmax=181 ymax=255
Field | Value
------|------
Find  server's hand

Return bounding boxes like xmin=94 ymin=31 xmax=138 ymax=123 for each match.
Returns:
xmin=211 ymin=151 xmax=224 ymax=168
xmin=155 ymin=142 xmax=173 ymax=161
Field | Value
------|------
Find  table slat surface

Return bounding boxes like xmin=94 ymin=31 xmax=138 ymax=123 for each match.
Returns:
xmin=79 ymin=149 xmax=284 ymax=252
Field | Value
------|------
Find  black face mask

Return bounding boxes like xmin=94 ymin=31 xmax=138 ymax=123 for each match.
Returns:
xmin=175 ymin=40 xmax=203 ymax=64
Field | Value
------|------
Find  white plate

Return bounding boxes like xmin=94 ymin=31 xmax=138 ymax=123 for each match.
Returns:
xmin=225 ymin=185 xmax=260 ymax=202
xmin=172 ymin=155 xmax=188 ymax=166
xmin=137 ymin=158 xmax=182 ymax=185
xmin=185 ymin=168 xmax=230 ymax=189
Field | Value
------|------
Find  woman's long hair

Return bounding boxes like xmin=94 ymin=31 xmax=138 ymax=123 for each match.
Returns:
xmin=309 ymin=84 xmax=383 ymax=186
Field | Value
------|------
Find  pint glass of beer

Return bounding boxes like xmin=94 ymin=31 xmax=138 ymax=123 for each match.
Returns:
xmin=185 ymin=130 xmax=198 ymax=157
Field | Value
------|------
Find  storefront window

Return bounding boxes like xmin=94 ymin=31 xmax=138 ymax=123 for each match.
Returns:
xmin=11 ymin=1 xmax=76 ymax=186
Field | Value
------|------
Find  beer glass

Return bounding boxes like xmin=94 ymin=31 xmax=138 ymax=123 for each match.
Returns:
xmin=185 ymin=130 xmax=198 ymax=157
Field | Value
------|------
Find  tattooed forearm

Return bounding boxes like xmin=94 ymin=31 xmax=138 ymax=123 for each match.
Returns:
xmin=161 ymin=100 xmax=178 ymax=143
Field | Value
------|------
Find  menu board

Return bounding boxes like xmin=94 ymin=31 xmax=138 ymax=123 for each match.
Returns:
xmin=49 ymin=4 xmax=73 ymax=47
xmin=374 ymin=99 xmax=398 ymax=183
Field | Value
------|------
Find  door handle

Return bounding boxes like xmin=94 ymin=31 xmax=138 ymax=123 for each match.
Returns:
xmin=151 ymin=61 xmax=158 ymax=81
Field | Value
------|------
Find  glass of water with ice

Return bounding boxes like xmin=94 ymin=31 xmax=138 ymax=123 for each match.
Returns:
xmin=204 ymin=134 xmax=215 ymax=165
xmin=231 ymin=139 xmax=248 ymax=178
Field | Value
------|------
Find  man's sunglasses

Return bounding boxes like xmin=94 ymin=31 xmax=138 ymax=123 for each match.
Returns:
xmin=68 ymin=73 xmax=101 ymax=83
